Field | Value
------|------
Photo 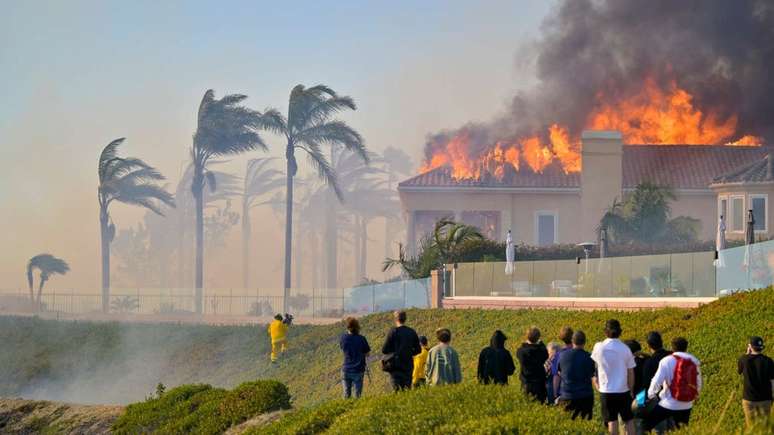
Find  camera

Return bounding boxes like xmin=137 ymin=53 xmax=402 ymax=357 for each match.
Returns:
xmin=282 ymin=313 xmax=294 ymax=325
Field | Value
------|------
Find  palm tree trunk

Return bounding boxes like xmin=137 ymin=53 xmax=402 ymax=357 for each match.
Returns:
xmin=242 ymin=200 xmax=251 ymax=289
xmin=283 ymin=155 xmax=294 ymax=313
xmin=100 ymin=207 xmax=111 ymax=313
xmin=324 ymin=191 xmax=337 ymax=289
xmin=194 ymin=166 xmax=204 ymax=314
xmin=37 ymin=278 xmax=46 ymax=312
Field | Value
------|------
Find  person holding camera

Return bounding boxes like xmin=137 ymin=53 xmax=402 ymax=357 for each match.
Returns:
xmin=738 ymin=336 xmax=774 ymax=428
xmin=268 ymin=313 xmax=288 ymax=363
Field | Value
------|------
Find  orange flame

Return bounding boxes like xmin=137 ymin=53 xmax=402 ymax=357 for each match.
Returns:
xmin=588 ymin=77 xmax=739 ymax=144
xmin=421 ymin=76 xmax=762 ymax=180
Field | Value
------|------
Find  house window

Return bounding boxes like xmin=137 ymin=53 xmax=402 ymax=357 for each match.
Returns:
xmin=731 ymin=196 xmax=744 ymax=232
xmin=535 ymin=211 xmax=557 ymax=246
xmin=751 ymin=195 xmax=767 ymax=232
xmin=461 ymin=211 xmax=501 ymax=240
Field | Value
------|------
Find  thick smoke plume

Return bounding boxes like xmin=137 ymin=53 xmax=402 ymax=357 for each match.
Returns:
xmin=424 ymin=0 xmax=774 ymax=168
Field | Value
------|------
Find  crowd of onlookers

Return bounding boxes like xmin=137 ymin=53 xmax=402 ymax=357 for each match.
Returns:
xmin=334 ymin=310 xmax=773 ymax=434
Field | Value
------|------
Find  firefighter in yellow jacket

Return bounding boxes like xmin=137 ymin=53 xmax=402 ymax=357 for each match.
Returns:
xmin=268 ymin=314 xmax=288 ymax=362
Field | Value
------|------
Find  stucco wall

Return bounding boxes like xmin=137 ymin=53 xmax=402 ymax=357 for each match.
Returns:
xmin=399 ymin=189 xmax=581 ymax=245
xmin=668 ymin=191 xmax=717 ymax=241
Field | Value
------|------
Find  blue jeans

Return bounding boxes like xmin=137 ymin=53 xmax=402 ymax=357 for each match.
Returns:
xmin=342 ymin=371 xmax=364 ymax=398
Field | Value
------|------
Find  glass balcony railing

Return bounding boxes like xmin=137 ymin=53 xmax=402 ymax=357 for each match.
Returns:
xmin=449 ymin=242 xmax=774 ymax=298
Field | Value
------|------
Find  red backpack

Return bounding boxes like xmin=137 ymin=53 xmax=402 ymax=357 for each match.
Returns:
xmin=669 ymin=355 xmax=698 ymax=401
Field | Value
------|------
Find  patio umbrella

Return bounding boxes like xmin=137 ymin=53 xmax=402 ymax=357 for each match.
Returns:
xmin=714 ymin=215 xmax=726 ymax=267
xmin=505 ymin=230 xmax=515 ymax=275
xmin=599 ymin=227 xmax=608 ymax=259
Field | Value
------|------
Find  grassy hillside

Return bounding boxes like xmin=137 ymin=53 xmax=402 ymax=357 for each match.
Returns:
xmin=1 ymin=289 xmax=773 ymax=433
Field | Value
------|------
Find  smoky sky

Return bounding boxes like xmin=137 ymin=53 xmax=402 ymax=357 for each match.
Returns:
xmin=425 ymin=0 xmax=774 ymax=160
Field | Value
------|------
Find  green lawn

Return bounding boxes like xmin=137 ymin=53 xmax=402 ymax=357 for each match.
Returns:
xmin=1 ymin=289 xmax=772 ymax=433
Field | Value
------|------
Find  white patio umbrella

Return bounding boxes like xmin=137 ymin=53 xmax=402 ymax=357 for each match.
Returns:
xmin=714 ymin=215 xmax=726 ymax=267
xmin=505 ymin=230 xmax=515 ymax=275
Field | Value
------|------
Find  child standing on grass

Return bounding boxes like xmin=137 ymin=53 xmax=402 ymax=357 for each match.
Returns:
xmin=426 ymin=328 xmax=462 ymax=386
xmin=339 ymin=317 xmax=371 ymax=399
xmin=412 ymin=336 xmax=429 ymax=388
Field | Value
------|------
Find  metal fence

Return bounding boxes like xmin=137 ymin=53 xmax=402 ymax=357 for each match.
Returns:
xmin=0 ymin=278 xmax=431 ymax=317
xmin=452 ymin=250 xmax=720 ymax=298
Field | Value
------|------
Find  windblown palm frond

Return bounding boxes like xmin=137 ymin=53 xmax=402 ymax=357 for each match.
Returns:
xmin=190 ymin=89 xmax=276 ymax=310
xmin=98 ymin=138 xmax=174 ymax=313
xmin=27 ymin=254 xmax=70 ymax=304
xmin=98 ymin=139 xmax=175 ymax=214
xmin=244 ymin=158 xmax=284 ymax=208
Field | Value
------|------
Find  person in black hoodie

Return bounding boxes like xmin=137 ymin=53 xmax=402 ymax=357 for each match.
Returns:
xmin=516 ymin=326 xmax=549 ymax=403
xmin=624 ymin=339 xmax=648 ymax=394
xmin=477 ymin=330 xmax=516 ymax=385
xmin=642 ymin=331 xmax=671 ymax=390
xmin=381 ymin=310 xmax=421 ymax=391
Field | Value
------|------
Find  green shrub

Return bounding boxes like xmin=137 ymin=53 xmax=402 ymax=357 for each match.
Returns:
xmin=219 ymin=380 xmax=291 ymax=425
xmin=257 ymin=384 xmax=601 ymax=434
xmin=113 ymin=380 xmax=290 ymax=434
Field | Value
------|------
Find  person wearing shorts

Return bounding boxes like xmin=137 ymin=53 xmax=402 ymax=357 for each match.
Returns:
xmin=591 ymin=319 xmax=636 ymax=435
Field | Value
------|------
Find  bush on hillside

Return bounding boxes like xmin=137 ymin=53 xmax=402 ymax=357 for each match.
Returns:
xmin=256 ymin=383 xmax=601 ymax=434
xmin=219 ymin=380 xmax=291 ymax=425
xmin=112 ymin=380 xmax=290 ymax=435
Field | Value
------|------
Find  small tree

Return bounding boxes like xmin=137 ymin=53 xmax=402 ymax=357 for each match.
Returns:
xmin=599 ymin=182 xmax=699 ymax=244
xmin=26 ymin=254 xmax=70 ymax=311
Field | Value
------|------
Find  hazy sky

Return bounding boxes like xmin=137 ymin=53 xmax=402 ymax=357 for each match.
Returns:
xmin=0 ymin=1 xmax=553 ymax=290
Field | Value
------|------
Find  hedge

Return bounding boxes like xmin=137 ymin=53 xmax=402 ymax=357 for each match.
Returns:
xmin=112 ymin=380 xmax=290 ymax=434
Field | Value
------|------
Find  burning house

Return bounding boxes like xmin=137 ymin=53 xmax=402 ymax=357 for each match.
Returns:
xmin=399 ymin=130 xmax=771 ymax=251
xmin=397 ymin=0 xmax=774 ymax=252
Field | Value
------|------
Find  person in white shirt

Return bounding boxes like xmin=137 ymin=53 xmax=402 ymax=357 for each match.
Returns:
xmin=591 ymin=319 xmax=636 ymax=435
xmin=646 ymin=337 xmax=702 ymax=432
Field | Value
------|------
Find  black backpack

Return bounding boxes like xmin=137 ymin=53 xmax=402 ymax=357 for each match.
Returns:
xmin=381 ymin=351 xmax=398 ymax=372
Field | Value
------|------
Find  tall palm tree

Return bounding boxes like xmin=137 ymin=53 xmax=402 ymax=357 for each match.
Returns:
xmin=241 ymin=157 xmax=284 ymax=288
xmin=190 ymin=90 xmax=275 ymax=313
xmin=98 ymin=138 xmax=174 ymax=313
xmin=174 ymin=162 xmax=240 ymax=290
xmin=27 ymin=254 xmax=70 ymax=311
xmin=264 ymin=84 xmax=367 ymax=311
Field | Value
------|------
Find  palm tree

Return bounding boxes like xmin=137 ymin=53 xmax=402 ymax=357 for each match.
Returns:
xmin=174 ymin=162 xmax=240 ymax=290
xmin=190 ymin=90 xmax=275 ymax=313
xmin=241 ymin=158 xmax=284 ymax=288
xmin=98 ymin=138 xmax=174 ymax=313
xmin=265 ymin=84 xmax=367 ymax=311
xmin=383 ymin=218 xmax=483 ymax=279
xmin=26 ymin=254 xmax=70 ymax=311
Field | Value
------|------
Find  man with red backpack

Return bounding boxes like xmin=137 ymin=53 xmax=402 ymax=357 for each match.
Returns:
xmin=645 ymin=337 xmax=702 ymax=432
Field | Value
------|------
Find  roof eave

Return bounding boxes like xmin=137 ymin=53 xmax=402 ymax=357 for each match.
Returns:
xmin=398 ymin=186 xmax=580 ymax=194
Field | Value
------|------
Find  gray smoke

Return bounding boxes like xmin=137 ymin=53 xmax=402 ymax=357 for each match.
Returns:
xmin=425 ymin=0 xmax=774 ymax=160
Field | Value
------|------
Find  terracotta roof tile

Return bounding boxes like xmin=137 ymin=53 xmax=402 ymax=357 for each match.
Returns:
xmin=711 ymin=152 xmax=774 ymax=184
xmin=399 ymin=145 xmax=770 ymax=190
